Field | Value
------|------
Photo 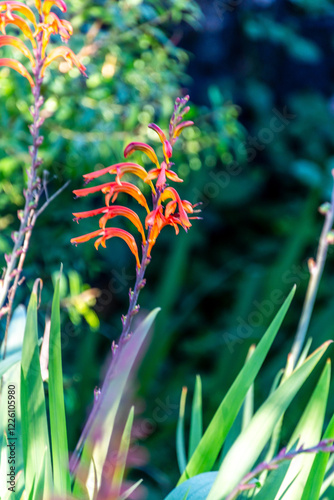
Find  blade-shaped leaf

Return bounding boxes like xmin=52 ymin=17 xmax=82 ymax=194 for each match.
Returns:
xmin=206 ymin=341 xmax=331 ymax=500
xmin=20 ymin=284 xmax=52 ymax=498
xmin=73 ymin=308 xmax=160 ymax=498
xmin=177 ymin=387 xmax=188 ymax=474
xmin=110 ymin=406 xmax=134 ymax=497
xmin=48 ymin=270 xmax=71 ymax=496
xmin=178 ymin=286 xmax=296 ymax=484
xmin=189 ymin=375 xmax=203 ymax=458
xmin=278 ymin=359 xmax=331 ymax=500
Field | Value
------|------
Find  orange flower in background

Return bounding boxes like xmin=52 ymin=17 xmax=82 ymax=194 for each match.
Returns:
xmin=71 ymin=96 xmax=201 ymax=269
xmin=0 ymin=0 xmax=87 ymax=88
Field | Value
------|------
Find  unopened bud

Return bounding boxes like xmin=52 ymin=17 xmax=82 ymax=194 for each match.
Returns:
xmin=94 ymin=387 xmax=101 ymax=402
xmin=131 ymin=305 xmax=140 ymax=317
xmin=327 ymin=230 xmax=334 ymax=244
xmin=308 ymin=257 xmax=316 ymax=273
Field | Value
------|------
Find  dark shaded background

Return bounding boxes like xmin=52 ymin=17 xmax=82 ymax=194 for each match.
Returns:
xmin=1 ymin=0 xmax=334 ymax=497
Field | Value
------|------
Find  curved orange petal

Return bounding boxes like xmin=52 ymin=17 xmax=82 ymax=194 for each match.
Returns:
xmin=0 ymin=14 xmax=36 ymax=47
xmin=0 ymin=57 xmax=34 ymax=86
xmin=35 ymin=0 xmax=41 ymax=14
xmin=74 ymin=181 xmax=150 ymax=213
xmin=98 ymin=205 xmax=146 ymax=244
xmin=95 ymin=228 xmax=141 ymax=268
xmin=161 ymin=187 xmax=192 ymax=229
xmin=42 ymin=0 xmax=67 ymax=16
xmin=0 ymin=35 xmax=35 ymax=66
xmin=148 ymin=123 xmax=167 ymax=143
xmin=0 ymin=2 xmax=37 ymax=27
xmin=124 ymin=142 xmax=160 ymax=169
xmin=73 ymin=207 xmax=108 ymax=220
xmin=83 ymin=161 xmax=155 ymax=192
xmin=174 ymin=120 xmax=194 ymax=138
xmin=44 ymin=12 xmax=73 ymax=41
xmin=148 ymin=123 xmax=172 ymax=161
xmin=41 ymin=46 xmax=87 ymax=77
xmin=70 ymin=229 xmax=103 ymax=245
xmin=165 ymin=200 xmax=177 ymax=218
xmin=104 ymin=182 xmax=150 ymax=213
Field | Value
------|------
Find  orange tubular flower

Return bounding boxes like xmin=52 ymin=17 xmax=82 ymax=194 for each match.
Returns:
xmin=0 ymin=0 xmax=86 ymax=87
xmin=124 ymin=142 xmax=160 ymax=169
xmin=0 ymin=57 xmax=34 ymax=85
xmin=82 ymin=161 xmax=155 ymax=192
xmin=0 ymin=14 xmax=36 ymax=47
xmin=73 ymin=205 xmax=146 ymax=245
xmin=71 ymin=228 xmax=141 ymax=269
xmin=0 ymin=35 xmax=35 ymax=66
xmin=74 ymin=181 xmax=150 ymax=214
xmin=42 ymin=0 xmax=67 ymax=16
xmin=0 ymin=2 xmax=37 ymax=27
xmin=72 ymin=95 xmax=200 ymax=276
xmin=41 ymin=46 xmax=87 ymax=77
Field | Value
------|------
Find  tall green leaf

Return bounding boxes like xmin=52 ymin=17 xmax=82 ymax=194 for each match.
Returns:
xmin=20 ymin=283 xmax=52 ymax=498
xmin=189 ymin=375 xmax=203 ymax=459
xmin=178 ymin=286 xmax=296 ymax=484
xmin=110 ymin=407 xmax=134 ymax=497
xmin=74 ymin=308 xmax=160 ymax=499
xmin=278 ymin=359 xmax=331 ymax=500
xmin=206 ymin=341 xmax=330 ymax=500
xmin=301 ymin=369 xmax=334 ymax=500
xmin=48 ymin=270 xmax=71 ymax=496
xmin=177 ymin=387 xmax=188 ymax=474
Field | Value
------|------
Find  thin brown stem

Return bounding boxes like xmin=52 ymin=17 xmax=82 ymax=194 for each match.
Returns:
xmin=290 ymin=173 xmax=334 ymax=368
xmin=0 ymin=26 xmax=45 ymax=356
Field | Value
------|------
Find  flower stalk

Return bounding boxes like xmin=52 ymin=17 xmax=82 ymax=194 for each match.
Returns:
xmin=0 ymin=0 xmax=86 ymax=356
xmin=226 ymin=439 xmax=334 ymax=500
xmin=290 ymin=171 xmax=334 ymax=368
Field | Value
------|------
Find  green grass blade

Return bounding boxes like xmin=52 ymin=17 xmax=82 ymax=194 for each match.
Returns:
xmin=110 ymin=407 xmax=134 ymax=497
xmin=278 ymin=359 xmax=331 ymax=500
xmin=301 ymin=367 xmax=334 ymax=500
xmin=178 ymin=286 xmax=296 ymax=484
xmin=20 ymin=283 xmax=52 ymax=497
xmin=242 ymin=345 xmax=255 ymax=431
xmin=177 ymin=387 xmax=188 ymax=474
xmin=206 ymin=341 xmax=331 ymax=500
xmin=48 ymin=270 xmax=71 ymax=496
xmin=253 ymin=462 xmax=295 ymax=500
xmin=189 ymin=375 xmax=203 ymax=458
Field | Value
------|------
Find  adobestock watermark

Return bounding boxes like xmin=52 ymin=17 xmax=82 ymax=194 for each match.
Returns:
xmin=192 ymin=106 xmax=296 ymax=210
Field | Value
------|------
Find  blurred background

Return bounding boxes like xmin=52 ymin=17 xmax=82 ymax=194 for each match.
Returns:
xmin=1 ymin=0 xmax=334 ymax=497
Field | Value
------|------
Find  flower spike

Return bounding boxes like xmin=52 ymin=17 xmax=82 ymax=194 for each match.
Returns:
xmin=0 ymin=57 xmax=34 ymax=86
xmin=124 ymin=142 xmax=160 ymax=169
xmin=41 ymin=46 xmax=87 ymax=77
xmin=0 ymin=35 xmax=35 ymax=66
xmin=72 ymin=96 xmax=199 ymax=285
